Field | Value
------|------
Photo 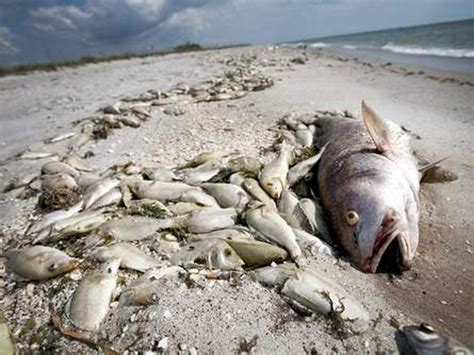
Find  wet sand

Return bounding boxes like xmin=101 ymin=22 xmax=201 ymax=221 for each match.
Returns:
xmin=0 ymin=45 xmax=473 ymax=352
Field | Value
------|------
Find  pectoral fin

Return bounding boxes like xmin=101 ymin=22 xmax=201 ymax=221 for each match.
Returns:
xmin=361 ymin=100 xmax=391 ymax=154
xmin=419 ymin=157 xmax=457 ymax=183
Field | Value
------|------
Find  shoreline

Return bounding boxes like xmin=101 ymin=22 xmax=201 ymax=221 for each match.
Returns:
xmin=0 ymin=45 xmax=472 ymax=352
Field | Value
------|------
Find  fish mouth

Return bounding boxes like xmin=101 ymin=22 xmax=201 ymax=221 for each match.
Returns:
xmin=361 ymin=212 xmax=411 ymax=273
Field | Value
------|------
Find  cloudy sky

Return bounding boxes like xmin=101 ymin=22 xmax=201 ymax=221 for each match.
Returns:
xmin=0 ymin=0 xmax=472 ymax=64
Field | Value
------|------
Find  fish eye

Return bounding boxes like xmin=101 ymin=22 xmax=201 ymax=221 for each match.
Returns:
xmin=48 ymin=263 xmax=58 ymax=272
xmin=346 ymin=211 xmax=359 ymax=226
xmin=224 ymin=249 xmax=232 ymax=257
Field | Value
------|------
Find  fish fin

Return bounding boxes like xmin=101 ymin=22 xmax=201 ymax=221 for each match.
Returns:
xmin=418 ymin=157 xmax=448 ymax=175
xmin=361 ymin=100 xmax=392 ymax=154
xmin=419 ymin=157 xmax=458 ymax=183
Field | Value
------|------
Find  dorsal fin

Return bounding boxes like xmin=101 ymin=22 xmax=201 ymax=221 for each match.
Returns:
xmin=361 ymin=100 xmax=391 ymax=154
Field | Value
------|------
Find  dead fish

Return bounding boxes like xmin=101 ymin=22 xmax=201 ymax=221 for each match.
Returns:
xmin=242 ymin=178 xmax=277 ymax=210
xmin=184 ymin=208 xmax=237 ymax=234
xmin=67 ymin=258 xmax=121 ymax=331
xmin=5 ymin=246 xmax=78 ymax=280
xmin=315 ymin=101 xmax=420 ymax=272
xmin=179 ymin=150 xmax=231 ymax=169
xmin=119 ymin=266 xmax=185 ymax=307
xmin=179 ymin=189 xmax=220 ymax=208
xmin=0 ymin=311 xmax=15 ymax=355
xmin=260 ymin=142 xmax=293 ymax=199
xmin=201 ymin=183 xmax=250 ymax=209
xmin=278 ymin=189 xmax=304 ymax=229
xmin=63 ymin=155 xmax=96 ymax=172
xmin=83 ymin=178 xmax=119 ymax=209
xmin=299 ymin=198 xmax=331 ymax=242
xmin=224 ymin=156 xmax=262 ymax=176
xmin=189 ymin=227 xmax=255 ymax=242
xmin=18 ymin=151 xmax=56 ymax=160
xmin=399 ymin=323 xmax=471 ymax=355
xmin=226 ymin=239 xmax=288 ymax=267
xmin=287 ymin=146 xmax=325 ymax=186
xmin=420 ymin=166 xmax=458 ymax=184
xmin=170 ymin=239 xmax=244 ymax=271
xmin=126 ymin=199 xmax=173 ymax=218
xmin=245 ymin=202 xmax=303 ymax=264
xmin=27 ymin=201 xmax=83 ymax=237
xmin=251 ymin=263 xmax=299 ymax=287
xmin=228 ymin=172 xmax=247 ymax=186
xmin=97 ymin=216 xmax=175 ymax=241
xmin=45 ymin=132 xmax=77 ymax=144
xmin=3 ymin=172 xmax=38 ymax=192
xmin=130 ymin=180 xmax=197 ymax=202
xmin=281 ymin=268 xmax=370 ymax=331
xmin=41 ymin=161 xmax=80 ymax=178
xmin=176 ymin=160 xmax=223 ymax=184
xmin=295 ymin=124 xmax=313 ymax=147
xmin=68 ymin=133 xmax=92 ymax=151
xmin=103 ymin=104 xmax=121 ymax=114
xmin=167 ymin=202 xmax=202 ymax=216
xmin=142 ymin=166 xmax=177 ymax=182
xmin=292 ymin=228 xmax=335 ymax=257
xmin=48 ymin=213 xmax=110 ymax=243
xmin=89 ymin=188 xmax=122 ymax=210
xmin=91 ymin=242 xmax=160 ymax=272
xmin=41 ymin=173 xmax=78 ymax=191
xmin=119 ymin=116 xmax=141 ymax=128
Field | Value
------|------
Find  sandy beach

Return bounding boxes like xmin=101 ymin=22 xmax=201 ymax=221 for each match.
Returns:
xmin=0 ymin=45 xmax=473 ymax=353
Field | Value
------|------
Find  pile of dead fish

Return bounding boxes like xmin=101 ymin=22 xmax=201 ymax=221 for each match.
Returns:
xmin=2 ymin=109 xmax=373 ymax=341
xmin=10 ymin=55 xmax=274 ymax=162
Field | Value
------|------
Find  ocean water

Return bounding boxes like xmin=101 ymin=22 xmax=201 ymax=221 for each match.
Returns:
xmin=296 ymin=19 xmax=474 ymax=73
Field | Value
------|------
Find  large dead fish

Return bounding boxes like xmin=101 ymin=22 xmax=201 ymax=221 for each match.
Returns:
xmin=315 ymin=101 xmax=420 ymax=272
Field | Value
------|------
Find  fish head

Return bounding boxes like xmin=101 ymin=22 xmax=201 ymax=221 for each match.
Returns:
xmin=99 ymin=257 xmax=122 ymax=275
xmin=209 ymin=242 xmax=244 ymax=271
xmin=331 ymin=168 xmax=419 ymax=273
xmin=44 ymin=255 xmax=80 ymax=277
xmin=262 ymin=178 xmax=283 ymax=199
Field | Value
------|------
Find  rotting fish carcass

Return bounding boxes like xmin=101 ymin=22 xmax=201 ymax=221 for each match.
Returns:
xmin=315 ymin=101 xmax=420 ymax=273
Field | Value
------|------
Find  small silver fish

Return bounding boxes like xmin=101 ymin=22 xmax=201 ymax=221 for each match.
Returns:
xmin=5 ymin=246 xmax=79 ymax=280
xmin=67 ymin=258 xmax=121 ymax=331
xmin=91 ymin=242 xmax=161 ymax=272
xmin=170 ymin=239 xmax=244 ymax=271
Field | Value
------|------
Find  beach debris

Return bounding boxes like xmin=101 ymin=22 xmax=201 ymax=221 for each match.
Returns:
xmin=18 ymin=151 xmax=56 ymax=160
xmin=67 ymin=258 xmax=121 ymax=331
xmin=45 ymin=132 xmax=77 ymax=144
xmin=4 ymin=246 xmax=79 ymax=280
xmin=398 ymin=323 xmax=471 ymax=355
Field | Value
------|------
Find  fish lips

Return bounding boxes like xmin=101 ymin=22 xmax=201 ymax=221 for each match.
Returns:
xmin=361 ymin=220 xmax=411 ymax=273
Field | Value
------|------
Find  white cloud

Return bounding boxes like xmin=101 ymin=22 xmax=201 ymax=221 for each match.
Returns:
xmin=160 ymin=8 xmax=209 ymax=33
xmin=0 ymin=26 xmax=18 ymax=54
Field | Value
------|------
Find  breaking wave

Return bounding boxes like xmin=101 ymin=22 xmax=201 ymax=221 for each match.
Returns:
xmin=381 ymin=44 xmax=474 ymax=58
